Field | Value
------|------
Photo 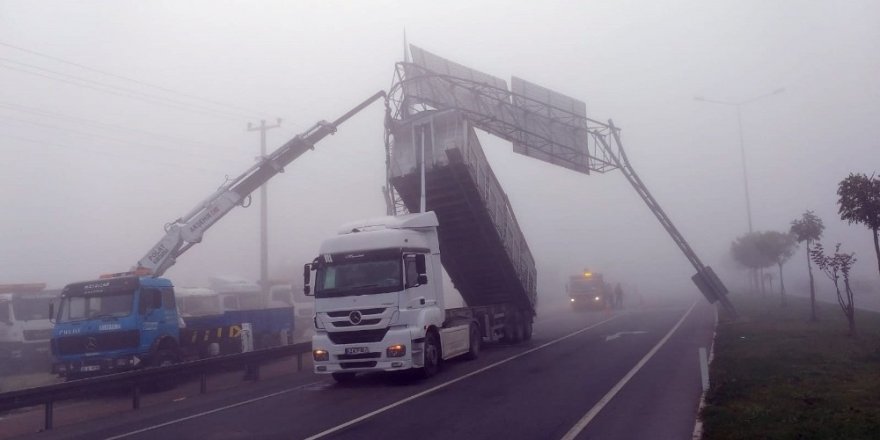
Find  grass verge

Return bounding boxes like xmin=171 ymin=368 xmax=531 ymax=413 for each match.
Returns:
xmin=701 ymin=294 xmax=880 ymax=440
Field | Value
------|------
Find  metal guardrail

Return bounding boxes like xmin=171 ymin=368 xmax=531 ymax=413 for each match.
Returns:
xmin=0 ymin=341 xmax=312 ymax=431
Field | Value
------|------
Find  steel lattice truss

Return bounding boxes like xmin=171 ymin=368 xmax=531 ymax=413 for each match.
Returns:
xmin=380 ymin=47 xmax=737 ymax=315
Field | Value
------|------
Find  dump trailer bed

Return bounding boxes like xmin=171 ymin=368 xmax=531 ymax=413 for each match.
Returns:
xmin=390 ymin=110 xmax=537 ymax=314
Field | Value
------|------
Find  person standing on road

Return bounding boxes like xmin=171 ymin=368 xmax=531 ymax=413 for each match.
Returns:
xmin=614 ymin=283 xmax=624 ymax=310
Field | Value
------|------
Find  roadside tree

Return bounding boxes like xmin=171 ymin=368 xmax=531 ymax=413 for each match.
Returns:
xmin=837 ymin=173 xmax=880 ymax=278
xmin=731 ymin=232 xmax=775 ymax=295
xmin=811 ymin=243 xmax=858 ymax=336
xmin=757 ymin=231 xmax=798 ymax=305
xmin=791 ymin=211 xmax=825 ymax=320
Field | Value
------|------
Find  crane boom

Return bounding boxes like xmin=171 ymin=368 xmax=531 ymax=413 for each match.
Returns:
xmin=136 ymin=91 xmax=387 ymax=277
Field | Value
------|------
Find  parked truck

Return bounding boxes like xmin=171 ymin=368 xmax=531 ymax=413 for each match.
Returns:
xmin=180 ymin=279 xmax=296 ymax=348
xmin=0 ymin=284 xmax=58 ymax=372
xmin=50 ymin=274 xmax=251 ymax=379
xmin=305 ymin=109 xmax=537 ymax=382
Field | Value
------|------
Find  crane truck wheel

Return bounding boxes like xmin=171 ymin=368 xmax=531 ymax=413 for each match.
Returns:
xmin=416 ymin=330 xmax=441 ymax=379
xmin=464 ymin=323 xmax=481 ymax=360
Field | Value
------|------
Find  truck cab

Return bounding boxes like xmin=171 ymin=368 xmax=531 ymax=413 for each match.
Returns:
xmin=306 ymin=212 xmax=477 ymax=382
xmin=0 ymin=285 xmax=58 ymax=368
xmin=51 ymin=276 xmax=180 ymax=378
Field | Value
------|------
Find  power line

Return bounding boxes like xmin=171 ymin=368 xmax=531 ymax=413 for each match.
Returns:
xmin=0 ymin=132 xmax=227 ymax=175
xmin=0 ymin=100 xmax=229 ymax=153
xmin=0 ymin=115 xmax=242 ymax=164
xmin=0 ymin=40 xmax=274 ymax=119
xmin=0 ymin=58 xmax=249 ymax=120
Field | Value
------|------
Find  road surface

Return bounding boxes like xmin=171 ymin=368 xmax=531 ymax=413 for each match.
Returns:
xmin=5 ymin=298 xmax=717 ymax=440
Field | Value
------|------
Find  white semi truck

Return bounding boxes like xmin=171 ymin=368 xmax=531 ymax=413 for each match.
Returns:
xmin=305 ymin=110 xmax=538 ymax=382
xmin=0 ymin=284 xmax=58 ymax=371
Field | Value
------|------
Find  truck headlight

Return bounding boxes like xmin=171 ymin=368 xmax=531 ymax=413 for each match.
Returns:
xmin=570 ymin=298 xmax=575 ymax=302
xmin=594 ymin=296 xmax=601 ymax=301
xmin=313 ymin=349 xmax=329 ymax=362
xmin=387 ymin=344 xmax=406 ymax=358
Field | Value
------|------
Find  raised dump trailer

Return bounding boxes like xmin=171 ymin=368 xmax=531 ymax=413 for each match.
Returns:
xmin=389 ymin=109 xmax=537 ymax=316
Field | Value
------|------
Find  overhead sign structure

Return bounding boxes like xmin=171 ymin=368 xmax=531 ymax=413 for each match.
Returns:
xmin=400 ymin=45 xmax=595 ymax=174
xmin=387 ymin=45 xmax=737 ymax=316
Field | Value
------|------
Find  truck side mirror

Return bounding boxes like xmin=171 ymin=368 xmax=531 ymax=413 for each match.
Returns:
xmin=303 ymin=263 xmax=313 ymax=296
xmin=49 ymin=303 xmax=55 ymax=323
xmin=415 ymin=254 xmax=428 ymax=285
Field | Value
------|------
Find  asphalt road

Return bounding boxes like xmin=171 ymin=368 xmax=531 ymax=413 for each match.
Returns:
xmin=9 ymin=298 xmax=716 ymax=440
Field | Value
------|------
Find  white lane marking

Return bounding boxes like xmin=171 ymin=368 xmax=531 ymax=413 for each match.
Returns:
xmin=699 ymin=347 xmax=709 ymax=392
xmin=104 ymin=380 xmax=325 ymax=440
xmin=604 ymin=330 xmax=648 ymax=342
xmin=560 ymin=301 xmax=698 ymax=440
xmin=304 ymin=314 xmax=620 ymax=440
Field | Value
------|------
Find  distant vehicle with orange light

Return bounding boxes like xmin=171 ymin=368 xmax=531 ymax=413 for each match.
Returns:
xmin=567 ymin=270 xmax=610 ymax=310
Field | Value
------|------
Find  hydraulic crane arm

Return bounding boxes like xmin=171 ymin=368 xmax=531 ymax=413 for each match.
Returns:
xmin=136 ymin=91 xmax=387 ymax=277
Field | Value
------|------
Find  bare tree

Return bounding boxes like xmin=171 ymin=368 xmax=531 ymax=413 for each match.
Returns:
xmin=811 ymin=243 xmax=858 ymax=336
xmin=758 ymin=231 xmax=798 ymax=306
xmin=791 ymin=211 xmax=825 ymax=320
xmin=837 ymin=173 xmax=880 ymax=278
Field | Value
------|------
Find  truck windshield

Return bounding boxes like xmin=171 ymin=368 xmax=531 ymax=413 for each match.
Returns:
xmin=316 ymin=259 xmax=402 ymax=298
xmin=569 ymin=279 xmax=601 ymax=293
xmin=58 ymin=291 xmax=135 ymax=322
xmin=11 ymin=296 xmax=52 ymax=321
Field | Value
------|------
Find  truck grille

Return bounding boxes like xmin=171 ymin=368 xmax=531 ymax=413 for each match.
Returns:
xmin=56 ymin=330 xmax=140 ymax=355
xmin=337 ymin=352 xmax=381 ymax=360
xmin=340 ymin=361 xmax=378 ymax=369
xmin=331 ymin=319 xmax=381 ymax=327
xmin=327 ymin=328 xmax=389 ymax=345
xmin=23 ymin=329 xmax=53 ymax=341
xmin=326 ymin=308 xmax=386 ymax=318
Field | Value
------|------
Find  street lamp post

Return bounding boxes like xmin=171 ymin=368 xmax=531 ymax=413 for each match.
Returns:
xmin=695 ymin=88 xmax=784 ymax=294
xmin=694 ymin=88 xmax=784 ymax=234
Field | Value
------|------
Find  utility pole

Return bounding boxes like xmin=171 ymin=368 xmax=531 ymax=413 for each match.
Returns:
xmin=247 ymin=118 xmax=282 ymax=294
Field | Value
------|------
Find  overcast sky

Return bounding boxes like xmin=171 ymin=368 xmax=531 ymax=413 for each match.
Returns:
xmin=1 ymin=0 xmax=877 ymax=304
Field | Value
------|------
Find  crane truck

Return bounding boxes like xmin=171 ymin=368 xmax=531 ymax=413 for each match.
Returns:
xmin=50 ymin=92 xmax=387 ymax=379
xmin=305 ymin=109 xmax=537 ymax=381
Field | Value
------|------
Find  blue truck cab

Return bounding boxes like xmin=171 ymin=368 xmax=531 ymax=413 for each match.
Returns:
xmin=51 ymin=275 xmax=181 ymax=379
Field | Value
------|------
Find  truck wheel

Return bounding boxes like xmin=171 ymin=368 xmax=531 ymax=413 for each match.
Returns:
xmin=523 ymin=315 xmax=533 ymax=341
xmin=146 ymin=350 xmax=180 ymax=392
xmin=332 ymin=372 xmax=357 ymax=384
xmin=514 ymin=311 xmax=527 ymax=342
xmin=417 ymin=331 xmax=441 ymax=378
xmin=504 ymin=312 xmax=523 ymax=344
xmin=464 ymin=323 xmax=481 ymax=360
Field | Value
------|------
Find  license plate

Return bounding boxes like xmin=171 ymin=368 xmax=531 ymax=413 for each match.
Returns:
xmin=80 ymin=365 xmax=101 ymax=372
xmin=344 ymin=347 xmax=369 ymax=355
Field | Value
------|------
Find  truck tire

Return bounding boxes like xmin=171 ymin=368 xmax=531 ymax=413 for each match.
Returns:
xmin=504 ymin=312 xmax=524 ymax=344
xmin=523 ymin=315 xmax=533 ymax=341
xmin=464 ymin=323 xmax=481 ymax=360
xmin=332 ymin=372 xmax=357 ymax=383
xmin=514 ymin=311 xmax=526 ymax=342
xmin=417 ymin=331 xmax=441 ymax=379
xmin=146 ymin=349 xmax=180 ymax=392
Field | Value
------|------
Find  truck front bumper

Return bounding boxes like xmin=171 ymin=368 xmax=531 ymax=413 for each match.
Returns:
xmin=52 ymin=354 xmax=143 ymax=377
xmin=311 ymin=326 xmax=417 ymax=374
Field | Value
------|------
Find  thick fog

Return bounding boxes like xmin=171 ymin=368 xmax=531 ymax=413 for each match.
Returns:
xmin=1 ymin=1 xmax=877 ymax=306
